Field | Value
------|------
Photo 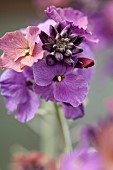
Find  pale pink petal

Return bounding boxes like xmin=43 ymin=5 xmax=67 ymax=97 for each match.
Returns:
xmin=26 ymin=26 xmax=40 ymax=54
xmin=33 ymin=43 xmax=44 ymax=60
xmin=0 ymin=54 xmax=26 ymax=72
xmin=0 ymin=27 xmax=42 ymax=72
xmin=0 ymin=31 xmax=28 ymax=60
xmin=20 ymin=55 xmax=35 ymax=67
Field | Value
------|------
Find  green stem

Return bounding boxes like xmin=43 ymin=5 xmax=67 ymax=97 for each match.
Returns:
xmin=54 ymin=103 xmax=72 ymax=152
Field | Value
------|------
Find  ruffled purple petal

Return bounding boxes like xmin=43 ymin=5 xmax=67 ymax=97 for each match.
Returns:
xmin=45 ymin=6 xmax=88 ymax=29
xmin=33 ymin=59 xmax=66 ymax=86
xmin=3 ymin=96 xmax=18 ymax=113
xmin=23 ymin=67 xmax=34 ymax=80
xmin=15 ymin=90 xmax=39 ymax=122
xmin=0 ymin=69 xmax=39 ymax=122
xmin=77 ymin=43 xmax=95 ymax=84
xmin=0 ymin=69 xmax=25 ymax=84
xmin=62 ymin=103 xmax=84 ymax=119
xmin=33 ymin=83 xmax=56 ymax=102
xmin=0 ymin=69 xmax=28 ymax=103
xmin=54 ymin=71 xmax=88 ymax=107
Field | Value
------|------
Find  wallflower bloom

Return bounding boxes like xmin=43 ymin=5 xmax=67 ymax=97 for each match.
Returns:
xmin=0 ymin=26 xmax=43 ymax=72
xmin=9 ymin=151 xmax=56 ymax=170
xmin=33 ymin=60 xmax=88 ymax=106
xmin=0 ymin=67 xmax=39 ymax=122
xmin=38 ymin=6 xmax=97 ymax=68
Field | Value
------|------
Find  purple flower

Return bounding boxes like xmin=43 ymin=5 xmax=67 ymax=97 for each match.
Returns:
xmin=79 ymin=116 xmax=113 ymax=170
xmin=0 ymin=67 xmax=39 ymax=122
xmin=45 ymin=6 xmax=99 ymax=44
xmin=45 ymin=6 xmax=88 ymax=29
xmin=37 ymin=6 xmax=97 ymax=68
xmin=33 ymin=41 xmax=94 ymax=119
xmin=60 ymin=147 xmax=102 ymax=170
xmin=33 ymin=59 xmax=88 ymax=107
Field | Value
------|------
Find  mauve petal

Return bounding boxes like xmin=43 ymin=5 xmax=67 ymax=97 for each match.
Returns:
xmin=33 ymin=59 xmax=66 ymax=86
xmin=23 ymin=67 xmax=34 ymax=80
xmin=54 ymin=72 xmax=88 ymax=107
xmin=33 ymin=83 xmax=56 ymax=102
xmin=79 ymin=43 xmax=95 ymax=60
xmin=1 ymin=85 xmax=27 ymax=103
xmin=77 ymin=43 xmax=95 ymax=84
xmin=72 ymin=26 xmax=99 ymax=44
xmin=3 ymin=96 xmax=17 ymax=113
xmin=38 ymin=19 xmax=56 ymax=33
xmin=45 ymin=6 xmax=88 ymax=29
xmin=45 ymin=6 xmax=63 ymax=22
xmin=0 ymin=69 xmax=25 ymax=84
xmin=62 ymin=103 xmax=84 ymax=119
xmin=0 ymin=69 xmax=28 ymax=103
xmin=15 ymin=90 xmax=39 ymax=122
xmin=26 ymin=26 xmax=40 ymax=54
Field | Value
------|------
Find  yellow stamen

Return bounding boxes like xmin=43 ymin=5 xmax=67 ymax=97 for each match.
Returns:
xmin=57 ymin=76 xmax=62 ymax=82
xmin=22 ymin=49 xmax=30 ymax=56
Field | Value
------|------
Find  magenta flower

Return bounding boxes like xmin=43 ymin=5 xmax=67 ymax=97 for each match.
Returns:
xmin=45 ymin=6 xmax=99 ymax=44
xmin=0 ymin=26 xmax=43 ymax=72
xmin=0 ymin=67 xmax=39 ymax=122
xmin=60 ymin=147 xmax=102 ymax=170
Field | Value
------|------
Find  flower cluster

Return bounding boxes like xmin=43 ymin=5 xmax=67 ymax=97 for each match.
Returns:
xmin=0 ymin=6 xmax=96 ymax=122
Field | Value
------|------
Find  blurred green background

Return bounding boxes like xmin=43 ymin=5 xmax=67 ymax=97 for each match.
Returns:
xmin=0 ymin=0 xmax=112 ymax=169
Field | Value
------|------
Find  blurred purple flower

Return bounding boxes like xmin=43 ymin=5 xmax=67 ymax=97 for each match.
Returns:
xmin=60 ymin=147 xmax=102 ymax=170
xmin=0 ymin=67 xmax=39 ymax=122
xmin=61 ymin=116 xmax=113 ymax=170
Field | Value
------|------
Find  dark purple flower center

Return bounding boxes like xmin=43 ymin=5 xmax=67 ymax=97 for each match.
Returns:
xmin=26 ymin=80 xmax=33 ymax=90
xmin=39 ymin=23 xmax=84 ymax=67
